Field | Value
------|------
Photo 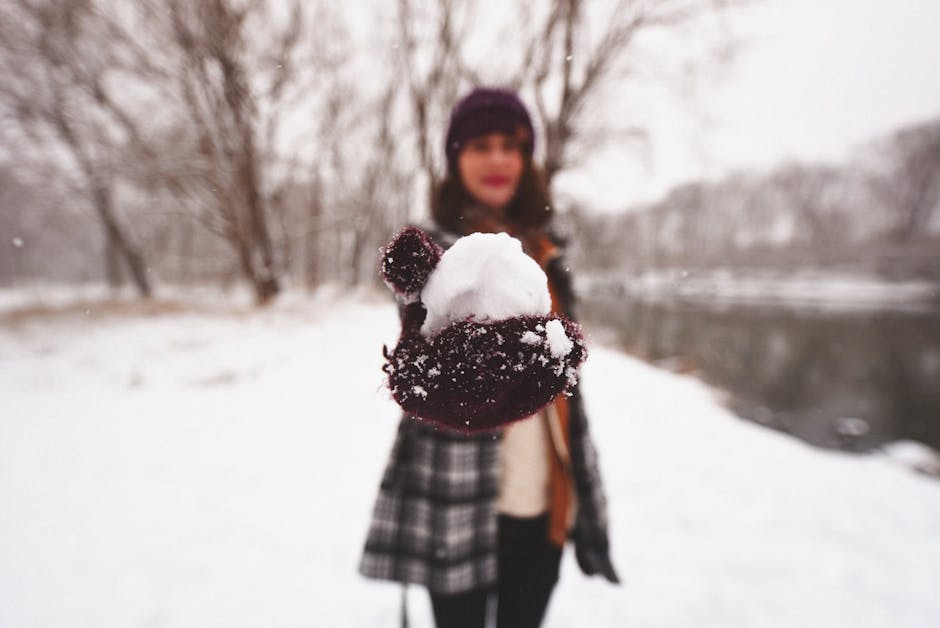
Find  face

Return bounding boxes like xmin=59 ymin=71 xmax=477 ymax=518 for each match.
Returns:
xmin=457 ymin=132 xmax=525 ymax=213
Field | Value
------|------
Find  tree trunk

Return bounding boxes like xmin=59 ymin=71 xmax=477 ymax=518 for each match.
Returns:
xmin=105 ymin=231 xmax=122 ymax=289
xmin=49 ymin=99 xmax=152 ymax=299
xmin=215 ymin=35 xmax=280 ymax=305
xmin=92 ymin=183 xmax=152 ymax=299
xmin=180 ymin=218 xmax=194 ymax=284
xmin=239 ymin=152 xmax=280 ymax=302
xmin=304 ymin=175 xmax=322 ymax=291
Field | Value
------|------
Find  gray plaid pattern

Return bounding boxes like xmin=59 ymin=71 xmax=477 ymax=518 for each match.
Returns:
xmin=360 ymin=419 xmax=501 ymax=594
xmin=359 ymin=389 xmax=616 ymax=594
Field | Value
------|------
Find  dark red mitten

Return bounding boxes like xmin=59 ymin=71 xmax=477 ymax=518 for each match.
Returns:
xmin=385 ymin=315 xmax=587 ymax=433
xmin=379 ymin=226 xmax=587 ymax=433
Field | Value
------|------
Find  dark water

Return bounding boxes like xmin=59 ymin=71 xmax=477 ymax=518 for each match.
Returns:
xmin=580 ymin=295 xmax=940 ymax=453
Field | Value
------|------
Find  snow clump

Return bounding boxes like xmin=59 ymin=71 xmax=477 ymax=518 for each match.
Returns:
xmin=545 ymin=318 xmax=574 ymax=357
xmin=520 ymin=331 xmax=542 ymax=345
xmin=420 ymin=232 xmax=552 ymax=336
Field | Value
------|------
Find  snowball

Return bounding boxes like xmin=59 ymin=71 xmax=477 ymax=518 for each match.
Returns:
xmin=420 ymin=232 xmax=552 ymax=336
xmin=545 ymin=319 xmax=573 ymax=357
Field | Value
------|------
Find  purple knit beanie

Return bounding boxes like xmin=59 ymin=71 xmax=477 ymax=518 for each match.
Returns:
xmin=445 ymin=87 xmax=536 ymax=175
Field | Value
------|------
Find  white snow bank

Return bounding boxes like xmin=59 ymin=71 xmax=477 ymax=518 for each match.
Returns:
xmin=1 ymin=295 xmax=938 ymax=627
xmin=587 ymin=270 xmax=940 ymax=310
xmin=881 ymin=440 xmax=940 ymax=476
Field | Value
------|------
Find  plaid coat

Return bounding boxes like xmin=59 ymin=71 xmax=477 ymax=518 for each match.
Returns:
xmin=359 ymin=228 xmax=619 ymax=595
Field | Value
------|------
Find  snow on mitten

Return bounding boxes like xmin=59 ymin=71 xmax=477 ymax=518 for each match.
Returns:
xmin=380 ymin=227 xmax=587 ymax=433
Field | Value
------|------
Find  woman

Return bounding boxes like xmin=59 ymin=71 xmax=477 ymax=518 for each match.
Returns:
xmin=360 ymin=87 xmax=618 ymax=628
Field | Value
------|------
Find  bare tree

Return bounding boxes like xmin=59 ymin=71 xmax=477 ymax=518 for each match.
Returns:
xmin=395 ymin=0 xmax=478 ymax=191
xmin=515 ymin=0 xmax=743 ymax=186
xmin=567 ymin=113 xmax=940 ymax=284
xmin=390 ymin=0 xmax=744 ymax=197
xmin=878 ymin=119 xmax=940 ymax=242
xmin=0 ymin=0 xmax=154 ymax=297
xmin=769 ymin=163 xmax=841 ymax=248
xmin=155 ymin=0 xmax=315 ymax=303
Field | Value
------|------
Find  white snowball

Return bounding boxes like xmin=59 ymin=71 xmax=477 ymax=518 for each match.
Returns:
xmin=420 ymin=232 xmax=551 ymax=336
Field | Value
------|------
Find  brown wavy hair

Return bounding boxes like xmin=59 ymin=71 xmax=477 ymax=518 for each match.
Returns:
xmin=430 ymin=138 xmax=553 ymax=235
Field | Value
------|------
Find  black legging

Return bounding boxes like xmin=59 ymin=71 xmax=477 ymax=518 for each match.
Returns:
xmin=430 ymin=514 xmax=562 ymax=628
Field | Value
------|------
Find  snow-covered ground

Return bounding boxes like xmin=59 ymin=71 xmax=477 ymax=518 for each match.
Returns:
xmin=1 ymin=293 xmax=938 ymax=627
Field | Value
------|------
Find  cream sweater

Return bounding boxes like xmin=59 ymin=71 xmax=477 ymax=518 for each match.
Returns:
xmin=497 ymin=410 xmax=551 ymax=517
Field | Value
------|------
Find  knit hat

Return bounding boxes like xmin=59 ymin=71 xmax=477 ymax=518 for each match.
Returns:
xmin=445 ymin=87 xmax=536 ymax=175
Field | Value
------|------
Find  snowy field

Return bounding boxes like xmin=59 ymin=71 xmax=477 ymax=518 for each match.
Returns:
xmin=1 ymin=292 xmax=939 ymax=627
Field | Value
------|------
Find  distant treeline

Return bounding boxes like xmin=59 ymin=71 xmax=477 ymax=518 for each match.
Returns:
xmin=564 ymin=117 xmax=940 ymax=281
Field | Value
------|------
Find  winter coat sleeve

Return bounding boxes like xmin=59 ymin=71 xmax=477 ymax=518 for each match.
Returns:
xmin=568 ymin=387 xmax=620 ymax=583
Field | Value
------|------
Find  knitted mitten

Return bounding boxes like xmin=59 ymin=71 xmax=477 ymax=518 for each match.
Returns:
xmin=381 ymin=226 xmax=587 ymax=433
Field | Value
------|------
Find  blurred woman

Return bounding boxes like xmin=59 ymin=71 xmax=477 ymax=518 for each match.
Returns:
xmin=360 ymin=87 xmax=618 ymax=628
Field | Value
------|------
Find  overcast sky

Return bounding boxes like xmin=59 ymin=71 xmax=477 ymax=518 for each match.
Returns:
xmin=557 ymin=0 xmax=940 ymax=213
